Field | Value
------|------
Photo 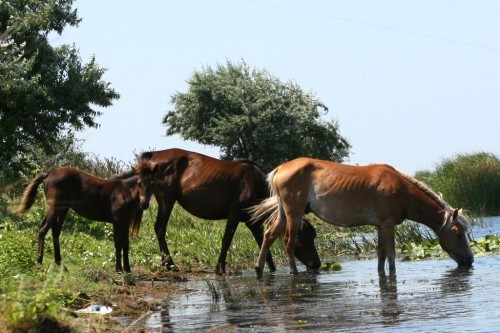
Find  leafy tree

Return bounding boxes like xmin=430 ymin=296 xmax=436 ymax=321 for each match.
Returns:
xmin=0 ymin=0 xmax=119 ymax=179
xmin=163 ymin=59 xmax=350 ymax=171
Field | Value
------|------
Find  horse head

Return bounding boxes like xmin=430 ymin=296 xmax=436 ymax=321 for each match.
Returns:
xmin=437 ymin=208 xmax=474 ymax=267
xmin=290 ymin=218 xmax=322 ymax=271
xmin=134 ymin=161 xmax=159 ymax=210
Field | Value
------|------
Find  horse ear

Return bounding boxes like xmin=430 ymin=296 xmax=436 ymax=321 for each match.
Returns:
xmin=452 ymin=208 xmax=461 ymax=220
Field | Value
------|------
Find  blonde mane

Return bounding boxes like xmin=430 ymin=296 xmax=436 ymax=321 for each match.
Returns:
xmin=399 ymin=171 xmax=449 ymax=209
xmin=396 ymin=168 xmax=470 ymax=231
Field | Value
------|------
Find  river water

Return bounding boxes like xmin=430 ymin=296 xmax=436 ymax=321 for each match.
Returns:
xmin=141 ymin=217 xmax=500 ymax=332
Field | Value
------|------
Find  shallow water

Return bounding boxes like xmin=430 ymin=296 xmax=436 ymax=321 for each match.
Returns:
xmin=141 ymin=217 xmax=500 ymax=332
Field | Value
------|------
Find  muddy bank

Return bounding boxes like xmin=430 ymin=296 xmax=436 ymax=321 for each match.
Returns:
xmin=72 ymin=269 xmax=217 ymax=332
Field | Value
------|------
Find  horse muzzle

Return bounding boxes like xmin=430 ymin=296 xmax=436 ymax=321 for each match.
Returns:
xmin=306 ymin=258 xmax=322 ymax=271
xmin=139 ymin=200 xmax=150 ymax=210
xmin=449 ymin=250 xmax=474 ymax=267
xmin=457 ymin=256 xmax=474 ymax=267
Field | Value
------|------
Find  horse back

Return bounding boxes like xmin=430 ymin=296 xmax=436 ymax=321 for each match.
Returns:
xmin=141 ymin=148 xmax=268 ymax=219
xmin=45 ymin=167 xmax=134 ymax=222
xmin=273 ymin=158 xmax=410 ymax=225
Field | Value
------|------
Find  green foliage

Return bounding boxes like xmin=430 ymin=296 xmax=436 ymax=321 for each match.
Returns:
xmin=0 ymin=271 xmax=74 ymax=330
xmin=469 ymin=235 xmax=500 ymax=257
xmin=164 ymin=59 xmax=350 ymax=170
xmin=319 ymin=261 xmax=342 ymax=271
xmin=0 ymin=0 xmax=120 ymax=175
xmin=415 ymin=152 xmax=500 ymax=216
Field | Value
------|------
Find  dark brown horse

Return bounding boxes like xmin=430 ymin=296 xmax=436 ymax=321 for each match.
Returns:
xmin=125 ymin=148 xmax=319 ymax=274
xmin=250 ymin=158 xmax=474 ymax=275
xmin=16 ymin=165 xmax=156 ymax=272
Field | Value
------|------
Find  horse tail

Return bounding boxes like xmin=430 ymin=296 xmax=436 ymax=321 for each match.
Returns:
xmin=129 ymin=208 xmax=143 ymax=237
xmin=16 ymin=172 xmax=49 ymax=214
xmin=266 ymin=168 xmax=279 ymax=196
xmin=248 ymin=167 xmax=280 ymax=227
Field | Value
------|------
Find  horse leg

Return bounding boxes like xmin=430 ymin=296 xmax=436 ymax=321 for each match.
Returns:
xmin=122 ymin=222 xmax=131 ymax=273
xmin=155 ymin=197 xmax=178 ymax=271
xmin=255 ymin=215 xmax=286 ymax=275
xmin=378 ymin=223 xmax=397 ymax=275
xmin=51 ymin=209 xmax=68 ymax=266
xmin=284 ymin=215 xmax=301 ymax=275
xmin=216 ymin=213 xmax=240 ymax=275
xmin=112 ymin=223 xmax=124 ymax=272
xmin=377 ymin=227 xmax=387 ymax=274
xmin=245 ymin=220 xmax=277 ymax=272
xmin=37 ymin=207 xmax=58 ymax=265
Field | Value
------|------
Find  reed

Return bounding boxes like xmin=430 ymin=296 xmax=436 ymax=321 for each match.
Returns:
xmin=415 ymin=152 xmax=500 ymax=216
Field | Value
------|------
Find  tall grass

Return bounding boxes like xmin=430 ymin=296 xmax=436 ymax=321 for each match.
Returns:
xmin=415 ymin=152 xmax=500 ymax=216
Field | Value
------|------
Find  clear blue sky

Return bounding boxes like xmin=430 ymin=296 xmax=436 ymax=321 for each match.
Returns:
xmin=51 ymin=0 xmax=500 ymax=175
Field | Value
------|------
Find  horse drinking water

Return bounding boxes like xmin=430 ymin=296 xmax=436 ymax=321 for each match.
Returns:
xmin=250 ymin=158 xmax=474 ymax=275
xmin=128 ymin=148 xmax=319 ymax=274
xmin=16 ymin=163 xmax=156 ymax=272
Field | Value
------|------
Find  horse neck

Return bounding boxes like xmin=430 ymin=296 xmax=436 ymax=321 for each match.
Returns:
xmin=406 ymin=186 xmax=447 ymax=233
xmin=121 ymin=176 xmax=139 ymax=199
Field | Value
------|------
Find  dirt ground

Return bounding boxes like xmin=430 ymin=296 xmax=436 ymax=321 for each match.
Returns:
xmin=69 ymin=269 xmax=212 ymax=333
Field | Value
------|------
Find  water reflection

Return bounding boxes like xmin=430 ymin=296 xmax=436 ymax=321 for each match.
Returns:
xmin=439 ymin=266 xmax=473 ymax=294
xmin=142 ymin=257 xmax=498 ymax=332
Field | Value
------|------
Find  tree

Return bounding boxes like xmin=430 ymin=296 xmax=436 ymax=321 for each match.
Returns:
xmin=163 ymin=59 xmax=350 ymax=171
xmin=0 ymin=0 xmax=119 ymax=178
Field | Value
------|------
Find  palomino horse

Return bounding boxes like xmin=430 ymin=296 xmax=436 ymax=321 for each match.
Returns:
xmin=250 ymin=158 xmax=474 ymax=275
xmin=16 ymin=163 xmax=156 ymax=272
xmin=126 ymin=148 xmax=319 ymax=274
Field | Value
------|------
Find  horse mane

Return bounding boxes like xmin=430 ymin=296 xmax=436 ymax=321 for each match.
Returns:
xmin=133 ymin=159 xmax=153 ymax=175
xmin=109 ymin=152 xmax=156 ymax=180
xmin=390 ymin=166 xmax=470 ymax=230
xmin=398 ymin=170 xmax=449 ymax=210
xmin=394 ymin=165 xmax=470 ymax=226
xmin=140 ymin=151 xmax=154 ymax=160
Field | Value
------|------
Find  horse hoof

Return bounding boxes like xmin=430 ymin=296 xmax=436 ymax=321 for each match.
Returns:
xmin=255 ymin=266 xmax=263 ymax=276
xmin=166 ymin=264 xmax=179 ymax=272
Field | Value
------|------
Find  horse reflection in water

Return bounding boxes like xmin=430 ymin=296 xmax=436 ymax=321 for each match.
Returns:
xmin=439 ymin=266 xmax=473 ymax=295
xmin=251 ymin=158 xmax=474 ymax=275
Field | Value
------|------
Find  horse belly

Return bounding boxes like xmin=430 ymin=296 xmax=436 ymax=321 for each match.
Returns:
xmin=71 ymin=199 xmax=112 ymax=222
xmin=177 ymin=197 xmax=229 ymax=220
xmin=308 ymin=195 xmax=380 ymax=228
